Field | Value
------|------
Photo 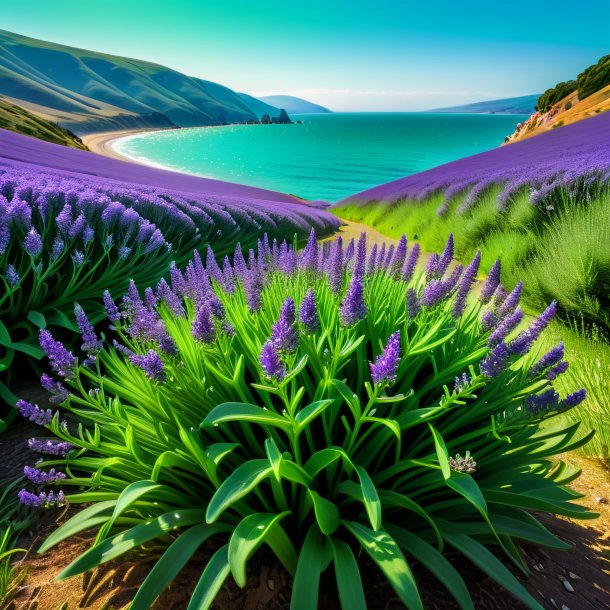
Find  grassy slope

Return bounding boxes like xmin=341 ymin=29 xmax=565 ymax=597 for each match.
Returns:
xmin=0 ymin=97 xmax=87 ymax=149
xmin=506 ymin=84 xmax=610 ymax=143
xmin=0 ymin=29 xmax=262 ymax=134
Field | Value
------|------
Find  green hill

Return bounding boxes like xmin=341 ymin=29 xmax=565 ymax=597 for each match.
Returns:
xmin=0 ymin=29 xmax=271 ymax=134
xmin=0 ymin=96 xmax=87 ymax=149
xmin=257 ymin=95 xmax=331 ymax=114
xmin=429 ymin=94 xmax=539 ymax=114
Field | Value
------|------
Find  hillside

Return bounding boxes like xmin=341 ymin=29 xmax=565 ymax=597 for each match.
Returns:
xmin=505 ymin=84 xmax=610 ymax=143
xmin=0 ymin=96 xmax=87 ymax=149
xmin=257 ymin=95 xmax=331 ymax=114
xmin=237 ymin=93 xmax=282 ymax=119
xmin=429 ymin=94 xmax=538 ymax=115
xmin=0 ymin=29 xmax=270 ymax=135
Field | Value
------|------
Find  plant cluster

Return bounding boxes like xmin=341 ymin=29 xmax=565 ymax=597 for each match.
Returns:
xmin=576 ymin=54 xmax=610 ymax=100
xmin=0 ymin=164 xmax=338 ymax=429
xmin=535 ymin=81 xmax=577 ymax=113
xmin=17 ymin=230 xmax=593 ymax=610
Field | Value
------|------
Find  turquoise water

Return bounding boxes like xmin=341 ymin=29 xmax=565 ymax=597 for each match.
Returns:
xmin=114 ymin=113 xmax=528 ymax=202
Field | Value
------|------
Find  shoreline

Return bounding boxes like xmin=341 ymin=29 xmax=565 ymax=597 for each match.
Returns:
xmin=81 ymin=127 xmax=169 ymax=163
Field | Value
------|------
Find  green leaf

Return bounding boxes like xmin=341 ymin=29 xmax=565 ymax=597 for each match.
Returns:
xmin=331 ymin=539 xmax=367 ymax=610
xmin=330 ymin=379 xmax=361 ymax=419
xmin=387 ymin=526 xmax=474 ymax=610
xmin=279 ymin=460 xmax=313 ymax=487
xmin=428 ymin=424 xmax=450 ymax=479
xmin=187 ymin=544 xmax=231 ymax=610
xmin=290 ymin=526 xmax=332 ymax=610
xmin=343 ymin=520 xmax=423 ymax=610
xmin=202 ymin=403 xmax=292 ymax=433
xmin=39 ymin=501 xmax=117 ymax=554
xmin=265 ymin=437 xmax=283 ymax=481
xmin=355 ymin=465 xmax=381 ymax=530
xmin=27 ymin=311 xmax=47 ymax=329
xmin=206 ymin=460 xmax=273 ymax=523
xmin=229 ymin=512 xmax=291 ymax=587
xmin=131 ymin=523 xmax=228 ymax=610
xmin=105 ymin=481 xmax=166 ymax=532
xmin=309 ymin=491 xmax=340 ymax=535
xmin=304 ymin=448 xmax=343 ymax=478
xmin=446 ymin=472 xmax=487 ymax=515
xmin=444 ymin=533 xmax=544 ymax=610
xmin=295 ymin=399 xmax=334 ymax=429
xmin=57 ymin=509 xmax=205 ymax=578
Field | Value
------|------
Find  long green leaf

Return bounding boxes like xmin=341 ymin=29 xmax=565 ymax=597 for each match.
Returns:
xmin=355 ymin=465 xmax=381 ymax=530
xmin=206 ymin=460 xmax=273 ymax=523
xmin=331 ymin=539 xmax=367 ymax=610
xmin=343 ymin=520 xmax=423 ymax=610
xmin=229 ymin=512 xmax=290 ymax=587
xmin=444 ymin=532 xmax=544 ymax=610
xmin=290 ymin=526 xmax=332 ymax=610
xmin=131 ymin=522 xmax=229 ymax=610
xmin=295 ymin=399 xmax=334 ymax=429
xmin=202 ymin=403 xmax=292 ymax=432
xmin=429 ymin=424 xmax=450 ymax=479
xmin=57 ymin=509 xmax=205 ymax=579
xmin=309 ymin=491 xmax=340 ymax=535
xmin=187 ymin=544 xmax=231 ymax=610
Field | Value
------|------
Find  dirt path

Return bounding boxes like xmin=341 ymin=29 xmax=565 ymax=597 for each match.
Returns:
xmin=322 ymin=219 xmax=400 ymax=247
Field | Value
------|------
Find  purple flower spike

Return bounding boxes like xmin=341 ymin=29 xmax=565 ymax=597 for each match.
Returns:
xmin=233 ymin=243 xmax=248 ymax=279
xmin=480 ymin=260 xmax=501 ymax=304
xmin=402 ymin=243 xmax=420 ymax=282
xmin=370 ymin=331 xmax=401 ymax=385
xmin=18 ymin=489 xmax=66 ymax=509
xmin=353 ymin=233 xmax=367 ymax=279
xmin=24 ymin=466 xmax=66 ymax=484
xmin=6 ymin=264 xmax=20 ymax=287
xmin=525 ymin=389 xmax=560 ymax=415
xmin=28 ymin=438 xmax=74 ymax=456
xmin=487 ymin=307 xmax=524 ymax=347
xmin=547 ymin=361 xmax=569 ymax=380
xmin=561 ymin=389 xmax=586 ymax=410
xmin=103 ymin=290 xmax=120 ymax=322
xmin=222 ymin=256 xmax=235 ymax=293
xmin=272 ymin=297 xmax=298 ymax=353
xmin=260 ymin=341 xmax=285 ymax=381
xmin=24 ymin=228 xmax=43 ymax=257
xmin=40 ymin=374 xmax=68 ymax=404
xmin=425 ymin=253 xmax=439 ymax=279
xmin=437 ymin=233 xmax=454 ymax=277
xmin=300 ymin=289 xmax=319 ymax=334
xmin=75 ymin=304 xmax=102 ymax=357
xmin=328 ymin=236 xmax=344 ymax=293
xmin=17 ymin=400 xmax=54 ymax=425
xmin=129 ymin=349 xmax=165 ymax=382
xmin=345 ymin=239 xmax=355 ymax=264
xmin=497 ymin=281 xmax=523 ymax=319
xmin=508 ymin=301 xmax=556 ymax=356
xmin=391 ymin=235 xmax=407 ymax=276
xmin=192 ymin=302 xmax=216 ymax=344
xmin=206 ymin=246 xmax=223 ymax=282
xmin=480 ymin=341 xmax=510 ymax=378
xmin=452 ymin=251 xmax=481 ymax=318
xmin=406 ymin=288 xmax=420 ymax=318
xmin=368 ymin=244 xmax=378 ymax=274
xmin=340 ymin=275 xmax=368 ymax=326
xmin=529 ymin=342 xmax=565 ymax=377
xmin=301 ymin=228 xmax=319 ymax=272
xmin=39 ymin=329 xmax=76 ymax=379
xmin=481 ymin=310 xmax=498 ymax=331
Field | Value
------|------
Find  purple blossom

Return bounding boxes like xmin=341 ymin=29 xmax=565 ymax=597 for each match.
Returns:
xmin=155 ymin=279 xmax=185 ymax=317
xmin=82 ymin=225 xmax=95 ymax=244
xmin=328 ymin=236 xmax=344 ymax=293
xmin=24 ymin=466 xmax=66 ymax=484
xmin=453 ymin=372 xmax=471 ymax=393
xmin=39 ymin=329 xmax=76 ymax=378
xmin=340 ymin=275 xmax=368 ymax=326
xmin=547 ymin=361 xmax=569 ymax=380
xmin=487 ymin=307 xmax=524 ymax=347
xmin=436 ymin=233 xmax=454 ymax=277
xmin=272 ymin=297 xmax=298 ymax=353
xmin=71 ymin=250 xmax=85 ymax=267
xmin=481 ymin=310 xmax=498 ymax=331
xmin=529 ymin=342 xmax=565 ymax=377
xmin=353 ymin=233 xmax=367 ymax=279
xmin=301 ymin=228 xmax=318 ymax=272
xmin=480 ymin=260 xmax=501 ymax=304
xmin=497 ymin=281 xmax=523 ymax=319
xmin=561 ymin=389 xmax=586 ymax=410
xmin=508 ymin=301 xmax=556 ymax=355
xmin=192 ymin=302 xmax=216 ymax=344
xmin=17 ymin=400 xmax=54 ymax=425
xmin=129 ymin=349 xmax=165 ymax=382
xmin=6 ymin=264 xmax=19 ymax=287
xmin=18 ymin=489 xmax=66 ymax=508
xmin=75 ymin=304 xmax=102 ymax=357
xmin=406 ymin=288 xmax=420 ymax=318
xmin=402 ymin=243 xmax=420 ymax=282
xmin=480 ymin=342 xmax=510 ymax=378
xmin=344 ymin=239 xmax=355 ymax=264
xmin=452 ymin=251 xmax=480 ymax=317
xmin=40 ymin=373 xmax=69 ymax=404
xmin=299 ymin=289 xmax=319 ymax=334
xmin=260 ymin=340 xmax=285 ymax=381
xmin=103 ymin=290 xmax=120 ymax=322
xmin=28 ymin=438 xmax=74 ymax=456
xmin=206 ymin=246 xmax=223 ymax=282
xmin=367 ymin=244 xmax=378 ymax=274
xmin=23 ymin=228 xmax=43 ymax=256
xmin=525 ymin=389 xmax=560 ymax=415
xmin=391 ymin=235 xmax=407 ymax=276
xmin=425 ymin=253 xmax=439 ymax=279
xmin=370 ymin=331 xmax=401 ymax=385
xmin=222 ymin=256 xmax=235 ymax=293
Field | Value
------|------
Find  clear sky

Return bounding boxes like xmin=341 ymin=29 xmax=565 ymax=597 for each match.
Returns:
xmin=2 ymin=0 xmax=609 ymax=111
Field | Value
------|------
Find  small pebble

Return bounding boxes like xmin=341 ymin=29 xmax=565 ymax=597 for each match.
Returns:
xmin=595 ymin=496 xmax=607 ymax=504
xmin=568 ymin=571 xmax=580 ymax=580
xmin=268 ymin=579 xmax=275 ymax=591
xmin=561 ymin=578 xmax=575 ymax=593
xmin=561 ymin=605 xmax=570 ymax=610
xmin=550 ymin=598 xmax=557 ymax=608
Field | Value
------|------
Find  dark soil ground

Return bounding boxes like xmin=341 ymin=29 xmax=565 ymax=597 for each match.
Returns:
xmin=2 ymin=407 xmax=609 ymax=610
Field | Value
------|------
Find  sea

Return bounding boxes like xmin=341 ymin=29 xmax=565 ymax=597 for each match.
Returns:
xmin=113 ymin=113 xmax=528 ymax=203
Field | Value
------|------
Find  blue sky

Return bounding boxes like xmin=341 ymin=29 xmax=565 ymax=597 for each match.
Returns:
xmin=2 ymin=0 xmax=609 ymax=110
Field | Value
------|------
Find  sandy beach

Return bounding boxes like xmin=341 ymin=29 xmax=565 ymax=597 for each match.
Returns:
xmin=81 ymin=128 xmax=165 ymax=163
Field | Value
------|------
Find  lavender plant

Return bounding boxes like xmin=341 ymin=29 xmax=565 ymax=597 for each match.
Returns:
xmin=20 ymin=231 xmax=593 ymax=610
xmin=0 ymin=165 xmax=339 ymax=429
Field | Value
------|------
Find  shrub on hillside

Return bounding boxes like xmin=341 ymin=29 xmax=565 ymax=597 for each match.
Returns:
xmin=536 ymin=80 xmax=577 ymax=113
xmin=17 ymin=231 xmax=593 ymax=610
xmin=577 ymin=55 xmax=610 ymax=100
